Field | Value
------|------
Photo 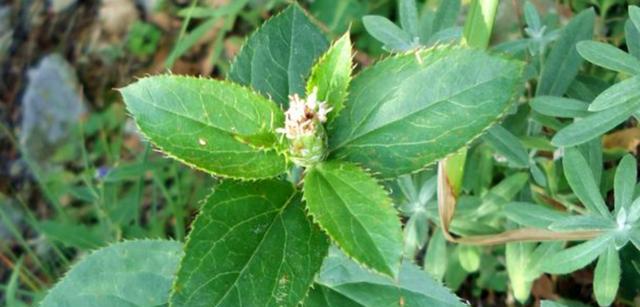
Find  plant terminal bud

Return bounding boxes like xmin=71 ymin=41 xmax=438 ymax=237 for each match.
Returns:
xmin=277 ymin=87 xmax=332 ymax=167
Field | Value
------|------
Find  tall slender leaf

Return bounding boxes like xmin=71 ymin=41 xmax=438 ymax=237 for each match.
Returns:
xmin=504 ymin=202 xmax=569 ymax=228
xmin=552 ymin=98 xmax=640 ymax=146
xmin=530 ymin=96 xmax=590 ymax=118
xmin=562 ymin=147 xmax=610 ymax=217
xmin=483 ymin=125 xmax=529 ymax=168
xmin=541 ymin=235 xmax=612 ymax=274
xmin=362 ymin=16 xmax=414 ymax=51
xmin=588 ymin=76 xmax=640 ymax=111
xmin=398 ymin=0 xmax=419 ymax=38
xmin=625 ymin=19 xmax=640 ymax=60
xmin=536 ymin=9 xmax=595 ymax=96
xmin=593 ymin=243 xmax=621 ymax=306
xmin=615 ymin=154 xmax=637 ymax=213
xmin=506 ymin=242 xmax=535 ymax=302
xmin=432 ymin=0 xmax=460 ymax=34
xmin=577 ymin=41 xmax=640 ymax=75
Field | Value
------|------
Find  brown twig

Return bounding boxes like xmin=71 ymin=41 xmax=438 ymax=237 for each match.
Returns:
xmin=437 ymin=159 xmax=602 ymax=246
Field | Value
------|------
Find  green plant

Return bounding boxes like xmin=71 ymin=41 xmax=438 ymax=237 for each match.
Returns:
xmin=31 ymin=1 xmax=640 ymax=306
xmin=39 ymin=2 xmax=524 ymax=305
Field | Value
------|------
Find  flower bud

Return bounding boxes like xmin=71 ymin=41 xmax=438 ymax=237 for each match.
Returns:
xmin=277 ymin=87 xmax=331 ymax=167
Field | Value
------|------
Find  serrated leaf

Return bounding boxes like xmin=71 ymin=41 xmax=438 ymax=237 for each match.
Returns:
xmin=552 ymin=97 xmax=640 ymax=147
xmin=329 ymin=46 xmax=523 ymax=178
xmin=304 ymin=284 xmax=360 ymax=307
xmin=362 ymin=15 xmax=414 ymax=51
xmin=229 ymin=5 xmax=328 ymax=105
xmin=530 ymin=96 xmax=590 ymax=118
xmin=562 ymin=147 xmax=611 ymax=217
xmin=504 ymin=202 xmax=569 ymax=228
xmin=120 ymin=75 xmax=287 ymax=179
xmin=548 ymin=214 xmax=616 ymax=232
xmin=615 ymin=154 xmax=637 ymax=213
xmin=170 ymin=180 xmax=328 ymax=307
xmin=593 ymin=243 xmax=621 ymax=306
xmin=303 ymin=161 xmax=402 ymax=277
xmin=308 ymin=248 xmax=466 ymax=307
xmin=577 ymin=41 xmax=640 ymax=75
xmin=536 ymin=9 xmax=595 ymax=96
xmin=41 ymin=240 xmax=183 ymax=307
xmin=541 ymin=235 xmax=612 ymax=274
xmin=306 ymin=33 xmax=352 ymax=123
xmin=36 ymin=220 xmax=106 ymax=250
xmin=588 ymin=76 xmax=640 ymax=111
xmin=483 ymin=125 xmax=529 ymax=168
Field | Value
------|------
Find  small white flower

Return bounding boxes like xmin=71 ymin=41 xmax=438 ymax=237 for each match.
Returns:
xmin=278 ymin=87 xmax=332 ymax=140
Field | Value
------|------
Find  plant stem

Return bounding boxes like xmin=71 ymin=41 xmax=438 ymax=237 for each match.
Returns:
xmin=462 ymin=0 xmax=500 ymax=49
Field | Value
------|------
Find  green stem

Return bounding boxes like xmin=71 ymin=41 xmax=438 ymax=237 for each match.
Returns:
xmin=462 ymin=0 xmax=500 ymax=49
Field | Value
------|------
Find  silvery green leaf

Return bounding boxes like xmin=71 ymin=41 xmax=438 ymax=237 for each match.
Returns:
xmin=628 ymin=197 xmax=640 ymax=223
xmin=523 ymin=1 xmax=542 ymax=32
xmin=577 ymin=41 xmax=640 ymax=75
xmin=398 ymin=0 xmax=419 ymax=38
xmin=548 ymin=215 xmax=616 ymax=232
xmin=562 ymin=147 xmax=611 ymax=218
xmin=362 ymin=15 xmax=415 ymax=52
xmin=625 ymin=19 xmax=640 ymax=60
xmin=310 ymin=248 xmax=466 ymax=307
xmin=552 ymin=98 xmax=640 ymax=147
xmin=541 ymin=235 xmax=613 ymax=274
xmin=505 ymin=202 xmax=569 ymax=228
xmin=614 ymin=154 xmax=637 ymax=213
xmin=593 ymin=243 xmax=621 ymax=306
xmin=432 ymin=0 xmax=460 ymax=34
xmin=424 ymin=228 xmax=448 ymax=281
xmin=530 ymin=96 xmax=590 ymax=118
xmin=536 ymin=9 xmax=595 ymax=96
xmin=588 ymin=76 xmax=640 ymax=112
xmin=506 ymin=242 xmax=535 ymax=303
xmin=483 ymin=125 xmax=529 ymax=168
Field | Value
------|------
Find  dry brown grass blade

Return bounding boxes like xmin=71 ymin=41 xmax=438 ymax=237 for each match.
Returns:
xmin=436 ymin=160 xmax=601 ymax=246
